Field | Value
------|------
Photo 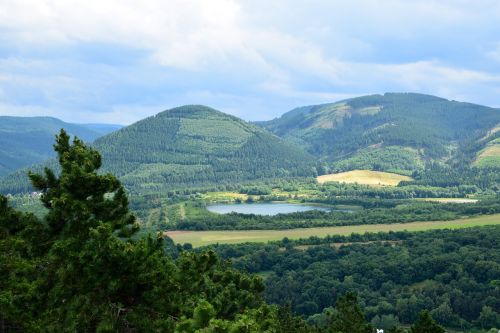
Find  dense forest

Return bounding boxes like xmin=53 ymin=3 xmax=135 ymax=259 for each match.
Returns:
xmin=0 ymin=106 xmax=315 ymax=195
xmin=260 ymin=93 xmax=500 ymax=173
xmin=1 ymin=95 xmax=499 ymax=196
xmin=0 ymin=116 xmax=109 ymax=177
xmin=210 ymin=227 xmax=500 ymax=331
xmin=93 ymin=105 xmax=315 ymax=193
xmin=1 ymin=130 xmax=463 ymax=332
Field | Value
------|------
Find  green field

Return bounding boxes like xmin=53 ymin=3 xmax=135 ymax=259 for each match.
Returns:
xmin=475 ymin=143 xmax=500 ymax=167
xmin=317 ymin=169 xmax=412 ymax=186
xmin=165 ymin=214 xmax=500 ymax=247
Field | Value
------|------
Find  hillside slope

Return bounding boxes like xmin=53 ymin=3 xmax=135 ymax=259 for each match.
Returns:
xmin=259 ymin=93 xmax=500 ymax=173
xmin=90 ymin=105 xmax=314 ymax=193
xmin=0 ymin=116 xmax=111 ymax=177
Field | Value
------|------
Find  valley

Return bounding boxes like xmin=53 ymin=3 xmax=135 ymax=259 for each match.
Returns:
xmin=3 ymin=3 xmax=500 ymax=331
xmin=2 ymin=93 xmax=499 ymax=332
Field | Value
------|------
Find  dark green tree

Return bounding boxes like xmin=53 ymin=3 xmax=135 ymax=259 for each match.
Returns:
xmin=0 ymin=196 xmax=40 ymax=331
xmin=1 ymin=130 xmax=278 ymax=332
xmin=410 ymin=311 xmax=445 ymax=333
xmin=327 ymin=292 xmax=372 ymax=333
xmin=276 ymin=303 xmax=317 ymax=333
xmin=386 ymin=326 xmax=406 ymax=333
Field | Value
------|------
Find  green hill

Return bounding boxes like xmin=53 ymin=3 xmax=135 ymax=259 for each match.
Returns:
xmin=0 ymin=106 xmax=314 ymax=194
xmin=259 ymin=93 xmax=500 ymax=173
xmin=0 ymin=116 xmax=114 ymax=177
xmin=92 ymin=105 xmax=314 ymax=194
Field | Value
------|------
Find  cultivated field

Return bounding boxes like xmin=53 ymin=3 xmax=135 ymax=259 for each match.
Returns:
xmin=317 ymin=170 xmax=412 ymax=186
xmin=165 ymin=213 xmax=500 ymax=247
xmin=415 ymin=198 xmax=478 ymax=204
xmin=200 ymin=191 xmax=249 ymax=202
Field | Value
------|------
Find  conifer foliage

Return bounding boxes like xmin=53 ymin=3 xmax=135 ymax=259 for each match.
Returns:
xmin=0 ymin=130 xmax=270 ymax=332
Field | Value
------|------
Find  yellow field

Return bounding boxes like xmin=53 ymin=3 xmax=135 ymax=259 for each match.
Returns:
xmin=200 ymin=192 xmax=249 ymax=202
xmin=416 ymin=198 xmax=478 ymax=204
xmin=475 ymin=144 xmax=500 ymax=167
xmin=317 ymin=170 xmax=412 ymax=186
xmin=165 ymin=214 xmax=500 ymax=247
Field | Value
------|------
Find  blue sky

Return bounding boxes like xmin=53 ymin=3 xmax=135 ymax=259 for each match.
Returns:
xmin=0 ymin=0 xmax=499 ymax=124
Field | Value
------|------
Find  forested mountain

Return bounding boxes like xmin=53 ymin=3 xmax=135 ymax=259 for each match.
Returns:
xmin=91 ymin=105 xmax=314 ymax=194
xmin=0 ymin=116 xmax=116 ymax=177
xmin=259 ymin=93 xmax=500 ymax=174
xmin=0 ymin=105 xmax=314 ymax=194
xmin=3 ymin=95 xmax=499 ymax=194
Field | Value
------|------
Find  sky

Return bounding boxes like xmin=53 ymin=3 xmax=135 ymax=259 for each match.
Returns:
xmin=0 ymin=0 xmax=500 ymax=125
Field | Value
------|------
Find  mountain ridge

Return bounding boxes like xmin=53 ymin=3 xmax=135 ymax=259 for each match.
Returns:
xmin=259 ymin=92 xmax=500 ymax=174
xmin=2 ymin=94 xmax=499 ymax=194
xmin=0 ymin=116 xmax=119 ymax=177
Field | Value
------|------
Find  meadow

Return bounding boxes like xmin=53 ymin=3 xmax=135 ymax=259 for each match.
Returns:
xmin=475 ymin=142 xmax=500 ymax=167
xmin=165 ymin=213 xmax=500 ymax=247
xmin=317 ymin=169 xmax=413 ymax=186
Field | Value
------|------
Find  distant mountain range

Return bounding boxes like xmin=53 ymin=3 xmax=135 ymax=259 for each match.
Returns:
xmin=0 ymin=116 xmax=122 ymax=177
xmin=1 ymin=93 xmax=499 ymax=194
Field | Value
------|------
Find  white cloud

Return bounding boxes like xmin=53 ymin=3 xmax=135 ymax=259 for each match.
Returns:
xmin=487 ymin=43 xmax=500 ymax=62
xmin=1 ymin=1 xmax=500 ymax=123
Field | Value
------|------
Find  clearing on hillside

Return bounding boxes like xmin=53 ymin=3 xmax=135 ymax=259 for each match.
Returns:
xmin=475 ymin=144 xmax=500 ymax=167
xmin=165 ymin=214 xmax=500 ymax=247
xmin=317 ymin=170 xmax=412 ymax=186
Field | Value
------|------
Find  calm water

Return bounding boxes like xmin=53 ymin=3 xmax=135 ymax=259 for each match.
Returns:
xmin=206 ymin=202 xmax=332 ymax=216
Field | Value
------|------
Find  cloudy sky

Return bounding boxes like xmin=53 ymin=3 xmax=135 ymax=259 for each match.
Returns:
xmin=0 ymin=0 xmax=499 ymax=124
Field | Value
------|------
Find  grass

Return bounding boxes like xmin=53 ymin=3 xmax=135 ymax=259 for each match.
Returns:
xmin=415 ymin=198 xmax=478 ymax=203
xmin=200 ymin=192 xmax=249 ymax=202
xmin=317 ymin=170 xmax=412 ymax=186
xmin=165 ymin=214 xmax=500 ymax=247
xmin=475 ymin=144 xmax=500 ymax=167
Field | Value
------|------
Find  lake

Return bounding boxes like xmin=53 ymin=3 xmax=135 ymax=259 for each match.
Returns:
xmin=206 ymin=202 xmax=332 ymax=216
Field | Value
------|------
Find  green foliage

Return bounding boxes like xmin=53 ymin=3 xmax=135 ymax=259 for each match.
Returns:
xmin=403 ymin=163 xmax=500 ymax=190
xmin=326 ymin=293 xmax=372 ymax=333
xmin=261 ymin=93 xmax=500 ymax=171
xmin=410 ymin=311 xmax=445 ymax=333
xmin=0 ymin=116 xmax=106 ymax=177
xmin=332 ymin=146 xmax=424 ymax=174
xmin=213 ymin=227 xmax=500 ymax=331
xmin=0 ymin=106 xmax=315 ymax=195
xmin=478 ymin=306 xmax=500 ymax=329
xmin=0 ymin=130 xmax=275 ymax=332
xmin=93 ymin=105 xmax=315 ymax=194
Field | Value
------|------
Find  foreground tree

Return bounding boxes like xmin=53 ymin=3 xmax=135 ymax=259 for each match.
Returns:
xmin=0 ymin=130 xmax=272 ymax=332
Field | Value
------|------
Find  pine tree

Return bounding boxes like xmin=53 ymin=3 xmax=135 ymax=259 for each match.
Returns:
xmin=2 ymin=130 xmax=278 ymax=332
xmin=410 ymin=311 xmax=445 ymax=333
xmin=327 ymin=292 xmax=372 ymax=333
